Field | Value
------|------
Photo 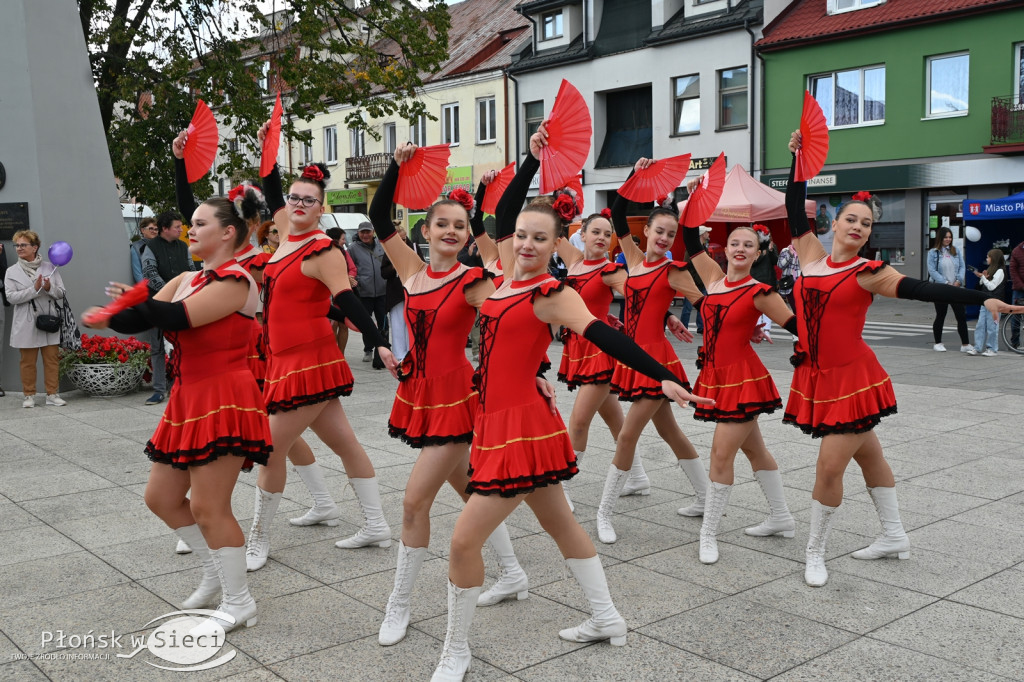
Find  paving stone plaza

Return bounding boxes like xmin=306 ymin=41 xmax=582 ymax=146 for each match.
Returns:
xmin=1 ymin=298 xmax=1023 ymax=681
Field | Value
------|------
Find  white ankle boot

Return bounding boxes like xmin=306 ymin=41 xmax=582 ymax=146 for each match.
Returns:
xmin=805 ymin=500 xmax=838 ymax=587
xmin=379 ymin=541 xmax=427 ymax=645
xmin=676 ymin=458 xmax=709 ymax=516
xmin=335 ymin=477 xmax=392 ymax=549
xmin=175 ymin=524 xmax=221 ymax=609
xmin=191 ymin=546 xmax=257 ymax=638
xmin=431 ymin=582 xmax=481 ymax=682
xmin=619 ymin=454 xmax=651 ymax=496
xmin=289 ymin=462 xmax=342 ymax=526
xmin=851 ymin=486 xmax=910 ymax=560
xmin=245 ymin=488 xmax=282 ymax=572
xmin=744 ymin=469 xmax=796 ymax=538
xmin=478 ymin=523 xmax=529 ymax=606
xmin=558 ymin=556 xmax=627 ymax=646
xmin=699 ymin=482 xmax=732 ymax=564
xmin=597 ymin=465 xmax=629 ymax=544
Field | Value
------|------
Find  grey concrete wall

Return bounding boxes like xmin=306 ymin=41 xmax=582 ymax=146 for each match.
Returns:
xmin=0 ymin=0 xmax=128 ymax=392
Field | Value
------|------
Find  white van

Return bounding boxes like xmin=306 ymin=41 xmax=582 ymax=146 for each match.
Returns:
xmin=319 ymin=212 xmax=372 ymax=245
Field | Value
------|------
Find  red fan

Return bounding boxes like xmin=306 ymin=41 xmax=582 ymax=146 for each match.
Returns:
xmin=679 ymin=152 xmax=726 ymax=228
xmin=481 ymin=162 xmax=515 ymax=216
xmin=795 ymin=90 xmax=829 ymax=182
xmin=183 ymin=100 xmax=219 ymax=183
xmin=260 ymin=92 xmax=283 ymax=177
xmin=540 ymin=80 xmax=592 ymax=194
xmin=395 ymin=144 xmax=451 ymax=209
xmin=82 ymin=281 xmax=151 ymax=326
xmin=618 ymin=154 xmax=692 ymax=203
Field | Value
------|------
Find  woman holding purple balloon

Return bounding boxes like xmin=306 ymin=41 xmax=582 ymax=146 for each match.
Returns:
xmin=4 ymin=231 xmax=71 ymax=407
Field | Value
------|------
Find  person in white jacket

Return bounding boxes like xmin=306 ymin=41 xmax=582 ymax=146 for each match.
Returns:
xmin=966 ymin=249 xmax=1007 ymax=356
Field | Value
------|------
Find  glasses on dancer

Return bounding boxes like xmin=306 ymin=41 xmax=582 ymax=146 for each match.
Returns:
xmin=284 ymin=194 xmax=322 ymax=208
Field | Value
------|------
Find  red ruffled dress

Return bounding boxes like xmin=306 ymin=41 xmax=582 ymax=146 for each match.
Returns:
xmin=388 ymin=262 xmax=488 ymax=447
xmin=145 ymin=262 xmax=271 ymax=470
xmin=784 ymin=255 xmax=896 ymax=437
xmin=692 ymin=276 xmax=782 ymax=422
xmin=236 ymin=245 xmax=270 ymax=388
xmin=558 ymin=260 xmax=624 ymax=390
xmin=468 ymin=275 xmax=577 ymax=496
xmin=262 ymin=232 xmax=353 ymax=413
xmin=611 ymin=258 xmax=691 ymax=400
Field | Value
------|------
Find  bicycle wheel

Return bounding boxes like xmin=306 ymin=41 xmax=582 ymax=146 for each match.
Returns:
xmin=999 ymin=312 xmax=1024 ymax=354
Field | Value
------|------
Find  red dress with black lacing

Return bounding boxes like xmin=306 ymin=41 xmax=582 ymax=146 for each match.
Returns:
xmin=784 ymin=255 xmax=896 ymax=437
xmin=611 ymin=258 xmax=691 ymax=400
xmin=235 ymin=244 xmax=269 ymax=388
xmin=558 ymin=259 xmax=624 ymax=390
xmin=145 ymin=262 xmax=271 ymax=470
xmin=692 ymin=276 xmax=782 ymax=422
xmin=388 ymin=263 xmax=488 ymax=448
xmin=468 ymin=275 xmax=577 ymax=496
xmin=261 ymin=232 xmax=353 ymax=413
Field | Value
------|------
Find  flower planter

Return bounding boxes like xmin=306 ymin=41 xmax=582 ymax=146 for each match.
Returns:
xmin=67 ymin=363 xmax=146 ymax=397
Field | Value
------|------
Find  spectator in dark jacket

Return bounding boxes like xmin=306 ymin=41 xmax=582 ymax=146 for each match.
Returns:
xmin=349 ymin=222 xmax=388 ymax=362
xmin=1008 ymin=240 xmax=1024 ymax=347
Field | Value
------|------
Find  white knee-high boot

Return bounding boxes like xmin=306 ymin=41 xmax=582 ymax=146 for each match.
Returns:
xmin=851 ymin=486 xmax=910 ymax=560
xmin=557 ymin=556 xmax=627 ymax=646
xmin=805 ymin=500 xmax=838 ymax=587
xmin=289 ymin=462 xmax=342 ymax=526
xmin=175 ymin=524 xmax=220 ymax=609
xmin=619 ymin=453 xmax=651 ymax=496
xmin=335 ymin=477 xmax=392 ymax=549
xmin=431 ymin=582 xmax=482 ymax=682
xmin=596 ymin=465 xmax=629 ymax=544
xmin=245 ymin=488 xmax=282 ymax=571
xmin=744 ymin=469 xmax=795 ymax=538
xmin=378 ymin=541 xmax=427 ymax=645
xmin=562 ymin=450 xmax=583 ymax=513
xmin=191 ymin=546 xmax=258 ymax=638
xmin=477 ymin=523 xmax=529 ymax=606
xmin=676 ymin=458 xmax=709 ymax=516
xmin=698 ymin=482 xmax=732 ymax=564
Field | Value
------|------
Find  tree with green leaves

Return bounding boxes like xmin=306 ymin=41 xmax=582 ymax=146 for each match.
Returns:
xmin=79 ymin=0 xmax=451 ymax=211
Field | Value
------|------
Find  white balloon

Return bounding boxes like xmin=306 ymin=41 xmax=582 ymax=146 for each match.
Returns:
xmin=965 ymin=226 xmax=981 ymax=242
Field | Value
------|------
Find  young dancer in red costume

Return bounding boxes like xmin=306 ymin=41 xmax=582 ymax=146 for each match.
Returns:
xmin=785 ymin=130 xmax=1024 ymax=586
xmin=429 ymin=132 xmax=711 ymax=682
xmin=246 ymin=162 xmax=398 ymax=571
xmin=88 ymin=192 xmax=271 ymax=633
xmin=679 ymin=219 xmax=798 ymax=564
xmin=594 ymin=158 xmax=709 ymax=545
xmin=368 ymin=145 xmax=533 ymax=647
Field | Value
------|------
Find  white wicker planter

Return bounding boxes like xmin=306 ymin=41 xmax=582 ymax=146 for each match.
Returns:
xmin=66 ymin=363 xmax=146 ymax=397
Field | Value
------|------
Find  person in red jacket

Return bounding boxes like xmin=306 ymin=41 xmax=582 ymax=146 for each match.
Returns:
xmin=1009 ymin=240 xmax=1024 ymax=348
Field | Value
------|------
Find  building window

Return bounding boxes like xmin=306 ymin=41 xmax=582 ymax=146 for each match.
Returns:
xmin=1016 ymin=43 xmax=1024 ymax=102
xmin=258 ymin=61 xmax=270 ymax=92
xmin=300 ymin=133 xmax=313 ymax=165
xmin=409 ymin=114 xmax=426 ymax=146
xmin=717 ymin=67 xmax=748 ymax=130
xmin=442 ymin=103 xmax=460 ymax=146
xmin=672 ymin=74 xmax=700 ymax=135
xmin=324 ymin=126 xmax=337 ymax=164
xmin=809 ymin=65 xmax=885 ymax=128
xmin=827 ymin=0 xmax=885 ymax=14
xmin=542 ymin=11 xmax=563 ymax=40
xmin=477 ymin=97 xmax=496 ymax=144
xmin=383 ymin=123 xmax=397 ymax=154
xmin=227 ymin=138 xmax=240 ymax=154
xmin=349 ymin=128 xmax=365 ymax=157
xmin=926 ymin=52 xmax=969 ymax=118
xmin=596 ymin=85 xmax=652 ymax=168
xmin=524 ymin=100 xmax=544 ymax=148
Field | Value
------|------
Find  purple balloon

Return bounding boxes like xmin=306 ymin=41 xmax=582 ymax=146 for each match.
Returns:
xmin=48 ymin=241 xmax=73 ymax=267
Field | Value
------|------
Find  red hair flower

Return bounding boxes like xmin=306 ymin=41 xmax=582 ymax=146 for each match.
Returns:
xmin=302 ymin=165 xmax=324 ymax=182
xmin=448 ymin=188 xmax=476 ymax=217
xmin=227 ymin=184 xmax=246 ymax=202
xmin=852 ymin=191 xmax=872 ymax=203
xmin=552 ymin=194 xmax=577 ymax=223
xmin=600 ymin=208 xmax=612 ymax=220
xmin=752 ymin=223 xmax=770 ymax=235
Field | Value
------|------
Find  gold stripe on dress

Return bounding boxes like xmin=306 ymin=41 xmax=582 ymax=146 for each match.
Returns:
xmin=163 ymin=404 xmax=268 ymax=426
xmin=616 ymin=358 xmax=680 ymax=369
xmin=567 ymin=350 xmax=604 ymax=363
xmin=788 ymin=377 xmax=892 ymax=404
xmin=394 ymin=392 xmax=478 ymax=410
xmin=698 ymin=373 xmax=772 ymax=390
xmin=473 ymin=428 xmax=568 ymax=451
xmin=264 ymin=357 xmax=349 ymax=385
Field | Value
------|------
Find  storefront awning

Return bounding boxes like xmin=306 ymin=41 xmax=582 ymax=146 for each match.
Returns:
xmin=963 ymin=191 xmax=1024 ymax=220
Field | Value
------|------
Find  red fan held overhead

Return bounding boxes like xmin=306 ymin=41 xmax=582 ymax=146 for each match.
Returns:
xmin=183 ymin=100 xmax=219 ymax=183
xmin=679 ymin=152 xmax=726 ymax=228
xmin=82 ymin=281 xmax=151 ymax=327
xmin=618 ymin=154 xmax=692 ymax=204
xmin=795 ymin=90 xmax=829 ymax=182
xmin=260 ymin=93 xmax=283 ymax=177
xmin=395 ymin=144 xmax=451 ymax=209
xmin=481 ymin=162 xmax=515 ymax=216
xmin=540 ymin=80 xmax=592 ymax=194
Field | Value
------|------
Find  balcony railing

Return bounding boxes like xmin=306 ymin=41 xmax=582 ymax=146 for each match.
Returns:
xmin=991 ymin=95 xmax=1024 ymax=145
xmin=345 ymin=153 xmax=391 ymax=182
